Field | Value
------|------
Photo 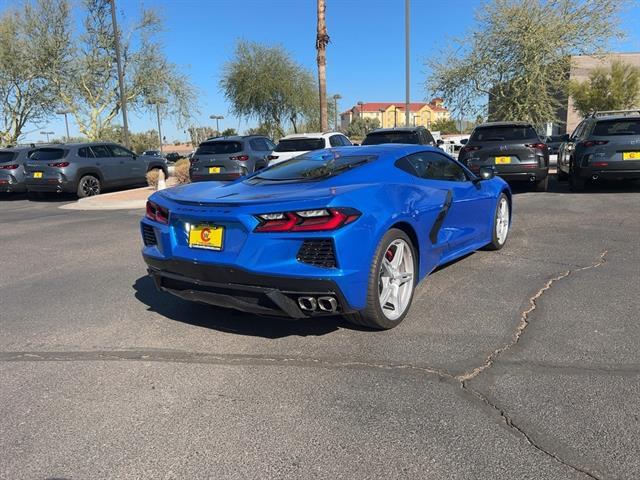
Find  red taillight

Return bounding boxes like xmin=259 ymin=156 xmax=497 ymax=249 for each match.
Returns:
xmin=48 ymin=162 xmax=70 ymax=167
xmin=525 ymin=143 xmax=547 ymax=150
xmin=254 ymin=208 xmax=360 ymax=233
xmin=146 ymin=201 xmax=169 ymax=224
xmin=0 ymin=164 xmax=19 ymax=170
xmin=580 ymin=140 xmax=609 ymax=148
xmin=592 ymin=162 xmax=609 ymax=167
xmin=461 ymin=145 xmax=481 ymax=153
xmin=267 ymin=155 xmax=279 ymax=161
xmin=230 ymin=155 xmax=249 ymax=161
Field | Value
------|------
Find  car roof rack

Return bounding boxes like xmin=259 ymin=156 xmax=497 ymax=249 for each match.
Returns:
xmin=590 ymin=109 xmax=640 ymax=118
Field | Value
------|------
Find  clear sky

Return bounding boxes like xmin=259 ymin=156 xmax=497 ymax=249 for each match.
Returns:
xmin=11 ymin=0 xmax=640 ymax=143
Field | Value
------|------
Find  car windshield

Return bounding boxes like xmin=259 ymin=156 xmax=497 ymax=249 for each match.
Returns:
xmin=246 ymin=151 xmax=377 ymax=184
xmin=0 ymin=151 xmax=17 ymax=163
xmin=470 ymin=125 xmax=539 ymax=142
xmin=196 ymin=141 xmax=242 ymax=155
xmin=362 ymin=132 xmax=420 ymax=145
xmin=274 ymin=138 xmax=325 ymax=152
xmin=29 ymin=148 xmax=66 ymax=160
xmin=592 ymin=119 xmax=640 ymax=136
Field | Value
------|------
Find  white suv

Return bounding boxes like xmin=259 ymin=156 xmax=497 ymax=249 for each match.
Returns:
xmin=269 ymin=132 xmax=352 ymax=165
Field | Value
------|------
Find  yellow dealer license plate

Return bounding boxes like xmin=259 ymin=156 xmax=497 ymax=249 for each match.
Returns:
xmin=209 ymin=167 xmax=221 ymax=174
xmin=189 ymin=224 xmax=223 ymax=251
xmin=33 ymin=172 xmax=43 ymax=178
xmin=623 ymin=151 xmax=640 ymax=160
xmin=495 ymin=156 xmax=511 ymax=164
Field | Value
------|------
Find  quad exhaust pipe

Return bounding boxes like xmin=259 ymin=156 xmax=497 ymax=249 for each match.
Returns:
xmin=297 ymin=296 xmax=338 ymax=313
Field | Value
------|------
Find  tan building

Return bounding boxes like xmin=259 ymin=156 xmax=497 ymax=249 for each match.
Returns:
xmin=340 ymin=99 xmax=450 ymax=131
xmin=566 ymin=52 xmax=640 ymax=133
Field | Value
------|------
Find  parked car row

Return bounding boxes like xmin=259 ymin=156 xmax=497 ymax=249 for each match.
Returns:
xmin=0 ymin=143 xmax=168 ymax=198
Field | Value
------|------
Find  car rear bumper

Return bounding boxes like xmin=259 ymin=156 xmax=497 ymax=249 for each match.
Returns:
xmin=469 ymin=165 xmax=548 ymax=182
xmin=575 ymin=166 xmax=640 ymax=180
xmin=25 ymin=178 xmax=76 ymax=193
xmin=190 ymin=173 xmax=244 ymax=182
xmin=143 ymin=254 xmax=355 ymax=319
xmin=0 ymin=175 xmax=26 ymax=193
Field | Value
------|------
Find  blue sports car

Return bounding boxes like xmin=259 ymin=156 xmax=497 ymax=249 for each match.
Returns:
xmin=141 ymin=145 xmax=511 ymax=329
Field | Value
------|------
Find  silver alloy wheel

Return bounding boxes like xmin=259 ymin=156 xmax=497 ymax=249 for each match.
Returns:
xmin=496 ymin=197 xmax=510 ymax=245
xmin=378 ymin=239 xmax=414 ymax=321
xmin=82 ymin=177 xmax=100 ymax=197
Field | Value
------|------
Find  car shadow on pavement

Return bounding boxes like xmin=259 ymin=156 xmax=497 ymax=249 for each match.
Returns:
xmin=132 ymin=275 xmax=367 ymax=338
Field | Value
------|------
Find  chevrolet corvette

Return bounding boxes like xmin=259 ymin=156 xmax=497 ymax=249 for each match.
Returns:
xmin=141 ymin=145 xmax=511 ymax=329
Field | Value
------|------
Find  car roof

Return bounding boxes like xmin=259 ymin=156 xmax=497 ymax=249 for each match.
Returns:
xmin=323 ymin=144 xmax=441 ymax=157
xmin=0 ymin=145 xmax=34 ymax=152
xmin=279 ymin=132 xmax=342 ymax=140
xmin=203 ymin=135 xmax=269 ymax=142
xmin=368 ymin=127 xmax=425 ymax=134
xmin=592 ymin=114 xmax=640 ymax=122
xmin=476 ymin=121 xmax=533 ymax=128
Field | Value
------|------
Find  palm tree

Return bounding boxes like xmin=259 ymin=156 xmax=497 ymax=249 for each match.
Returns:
xmin=316 ymin=0 xmax=329 ymax=131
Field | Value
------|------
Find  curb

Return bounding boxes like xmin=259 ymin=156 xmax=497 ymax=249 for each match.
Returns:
xmin=59 ymin=186 xmax=153 ymax=211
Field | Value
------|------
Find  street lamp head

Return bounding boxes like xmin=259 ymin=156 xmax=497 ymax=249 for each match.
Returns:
xmin=333 ymin=94 xmax=342 ymax=100
xmin=56 ymin=109 xmax=72 ymax=115
xmin=209 ymin=115 xmax=224 ymax=120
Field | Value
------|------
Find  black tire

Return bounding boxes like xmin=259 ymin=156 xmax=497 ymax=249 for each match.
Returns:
xmin=77 ymin=175 xmax=101 ymax=198
xmin=345 ymin=228 xmax=417 ymax=330
xmin=535 ymin=175 xmax=549 ymax=192
xmin=484 ymin=193 xmax=510 ymax=251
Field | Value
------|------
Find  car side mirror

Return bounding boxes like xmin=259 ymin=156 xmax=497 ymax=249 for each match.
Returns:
xmin=473 ymin=166 xmax=495 ymax=183
xmin=460 ymin=138 xmax=468 ymax=145
xmin=436 ymin=139 xmax=444 ymax=145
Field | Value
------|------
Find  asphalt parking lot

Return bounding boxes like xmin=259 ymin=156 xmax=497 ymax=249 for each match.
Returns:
xmin=1 ymin=178 xmax=639 ymax=480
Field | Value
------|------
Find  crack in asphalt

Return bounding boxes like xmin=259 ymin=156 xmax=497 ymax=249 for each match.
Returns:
xmin=461 ymin=383 xmax=602 ymax=480
xmin=456 ymin=250 xmax=608 ymax=383
xmin=0 ymin=250 xmax=610 ymax=479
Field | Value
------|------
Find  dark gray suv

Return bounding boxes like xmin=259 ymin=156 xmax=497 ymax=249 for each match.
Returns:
xmin=362 ymin=126 xmax=439 ymax=147
xmin=0 ymin=146 xmax=32 ymax=194
xmin=558 ymin=110 xmax=640 ymax=191
xmin=189 ymin=135 xmax=276 ymax=181
xmin=24 ymin=143 xmax=168 ymax=197
xmin=459 ymin=122 xmax=549 ymax=191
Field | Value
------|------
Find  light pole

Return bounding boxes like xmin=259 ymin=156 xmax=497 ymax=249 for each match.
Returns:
xmin=332 ymin=94 xmax=341 ymax=131
xmin=357 ymin=101 xmax=364 ymax=120
xmin=56 ymin=109 xmax=72 ymax=142
xmin=379 ymin=108 xmax=385 ymax=128
xmin=405 ymin=0 xmax=411 ymax=127
xmin=109 ymin=0 xmax=130 ymax=148
xmin=209 ymin=115 xmax=224 ymax=135
xmin=40 ymin=131 xmax=54 ymax=143
xmin=146 ymin=98 xmax=168 ymax=154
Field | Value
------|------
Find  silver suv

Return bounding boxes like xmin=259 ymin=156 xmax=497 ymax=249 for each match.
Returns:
xmin=189 ymin=135 xmax=275 ymax=181
xmin=24 ymin=143 xmax=168 ymax=197
xmin=0 ymin=146 xmax=32 ymax=194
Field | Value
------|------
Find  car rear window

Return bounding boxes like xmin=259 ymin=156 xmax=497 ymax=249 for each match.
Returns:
xmin=470 ymin=125 xmax=539 ymax=142
xmin=274 ymin=138 xmax=325 ymax=152
xmin=592 ymin=119 xmax=640 ymax=136
xmin=362 ymin=132 xmax=420 ymax=145
xmin=0 ymin=151 xmax=17 ymax=163
xmin=196 ymin=141 xmax=242 ymax=155
xmin=246 ymin=151 xmax=377 ymax=184
xmin=29 ymin=148 xmax=67 ymax=160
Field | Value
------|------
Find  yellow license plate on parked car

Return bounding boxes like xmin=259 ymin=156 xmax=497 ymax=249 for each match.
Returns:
xmin=623 ymin=151 xmax=640 ymax=160
xmin=188 ymin=224 xmax=223 ymax=250
xmin=33 ymin=172 xmax=43 ymax=178
xmin=495 ymin=156 xmax=511 ymax=164
xmin=208 ymin=167 xmax=221 ymax=174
